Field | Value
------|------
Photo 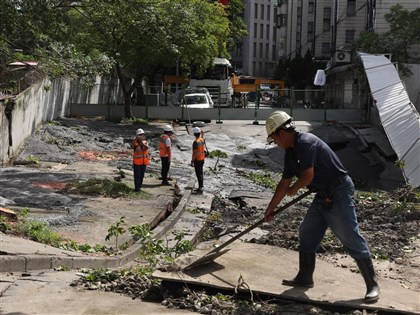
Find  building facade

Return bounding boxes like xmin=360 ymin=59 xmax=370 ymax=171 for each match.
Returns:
xmin=276 ymin=0 xmax=420 ymax=63
xmin=230 ymin=0 xmax=281 ymax=77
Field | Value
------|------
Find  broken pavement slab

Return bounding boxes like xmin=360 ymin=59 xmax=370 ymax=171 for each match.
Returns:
xmin=0 ymin=168 xmax=193 ymax=272
xmin=154 ymin=242 xmax=420 ymax=314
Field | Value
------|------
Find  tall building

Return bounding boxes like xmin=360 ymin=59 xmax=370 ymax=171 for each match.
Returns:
xmin=276 ymin=0 xmax=420 ymax=63
xmin=231 ymin=0 xmax=281 ymax=77
xmin=231 ymin=1 xmax=419 ymax=77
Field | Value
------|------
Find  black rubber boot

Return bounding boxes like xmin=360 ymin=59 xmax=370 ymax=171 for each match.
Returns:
xmin=356 ymin=258 xmax=380 ymax=303
xmin=282 ymin=251 xmax=315 ymax=288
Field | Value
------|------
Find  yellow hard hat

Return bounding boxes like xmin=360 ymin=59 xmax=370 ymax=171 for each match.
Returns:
xmin=265 ymin=111 xmax=294 ymax=140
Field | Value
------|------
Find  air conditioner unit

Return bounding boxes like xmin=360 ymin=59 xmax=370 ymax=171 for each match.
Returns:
xmin=334 ymin=51 xmax=351 ymax=63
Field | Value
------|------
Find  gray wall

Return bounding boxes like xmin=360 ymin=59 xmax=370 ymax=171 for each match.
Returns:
xmin=70 ymin=104 xmax=362 ymax=123
xmin=70 ymin=76 xmax=124 ymax=105
xmin=0 ymin=106 xmax=9 ymax=164
xmin=0 ymin=78 xmax=71 ymax=165
xmin=0 ymin=75 xmax=129 ymax=165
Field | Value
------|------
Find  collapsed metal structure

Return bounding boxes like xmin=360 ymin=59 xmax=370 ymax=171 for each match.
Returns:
xmin=359 ymin=52 xmax=420 ymax=188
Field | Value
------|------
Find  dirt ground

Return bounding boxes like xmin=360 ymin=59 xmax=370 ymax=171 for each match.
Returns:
xmin=2 ymin=117 xmax=419 ymax=314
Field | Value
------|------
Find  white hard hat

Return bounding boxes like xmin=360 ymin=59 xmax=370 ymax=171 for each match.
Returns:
xmin=136 ymin=128 xmax=145 ymax=135
xmin=163 ymin=124 xmax=173 ymax=132
xmin=265 ymin=111 xmax=294 ymax=139
xmin=192 ymin=127 xmax=201 ymax=134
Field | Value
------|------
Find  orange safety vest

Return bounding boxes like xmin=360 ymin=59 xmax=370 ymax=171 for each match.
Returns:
xmin=159 ymin=134 xmax=171 ymax=157
xmin=193 ymin=138 xmax=205 ymax=161
xmin=133 ymin=140 xmax=150 ymax=165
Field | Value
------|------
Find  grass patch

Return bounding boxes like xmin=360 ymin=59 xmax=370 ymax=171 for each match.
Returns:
xmin=120 ymin=117 xmax=148 ymax=125
xmin=208 ymin=149 xmax=228 ymax=159
xmin=245 ymin=171 xmax=278 ymax=190
xmin=26 ymin=155 xmax=40 ymax=164
xmin=237 ymin=144 xmax=247 ymax=151
xmin=65 ymin=178 xmax=143 ymax=198
xmin=2 ymin=209 xmax=126 ymax=255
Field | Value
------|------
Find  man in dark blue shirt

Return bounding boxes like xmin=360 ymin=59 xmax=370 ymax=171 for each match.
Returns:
xmin=264 ymin=111 xmax=379 ymax=303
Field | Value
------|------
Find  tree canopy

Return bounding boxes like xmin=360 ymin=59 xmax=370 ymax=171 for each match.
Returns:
xmin=351 ymin=4 xmax=420 ymax=68
xmin=0 ymin=0 xmax=246 ymax=117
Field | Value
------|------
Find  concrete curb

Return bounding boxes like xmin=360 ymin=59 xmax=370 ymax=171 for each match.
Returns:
xmin=0 ymin=181 xmax=197 ymax=273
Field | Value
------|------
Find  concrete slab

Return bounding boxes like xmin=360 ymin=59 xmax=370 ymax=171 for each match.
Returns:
xmin=0 ymin=234 xmax=86 ymax=257
xmin=154 ymin=242 xmax=419 ymax=314
xmin=357 ymin=127 xmax=396 ymax=158
xmin=0 ymin=271 xmax=193 ymax=315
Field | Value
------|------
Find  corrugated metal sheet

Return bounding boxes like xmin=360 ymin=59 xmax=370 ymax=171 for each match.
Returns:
xmin=359 ymin=53 xmax=420 ymax=188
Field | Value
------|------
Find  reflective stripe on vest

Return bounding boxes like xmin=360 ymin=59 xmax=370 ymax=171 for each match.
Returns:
xmin=159 ymin=134 xmax=170 ymax=157
xmin=133 ymin=140 xmax=150 ymax=165
xmin=193 ymin=138 xmax=205 ymax=161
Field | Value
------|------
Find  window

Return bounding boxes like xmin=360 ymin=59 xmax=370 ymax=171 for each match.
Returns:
xmin=253 ymin=43 xmax=257 ymax=58
xmin=308 ymin=1 xmax=314 ymax=14
xmin=347 ymin=0 xmax=356 ymax=16
xmin=324 ymin=6 xmax=332 ymax=18
xmin=260 ymin=23 xmax=264 ymax=38
xmin=308 ymin=22 xmax=314 ymax=33
xmin=323 ymin=7 xmax=331 ymax=32
xmin=254 ymin=3 xmax=258 ymax=19
xmin=259 ymin=43 xmax=263 ymax=58
xmin=261 ymin=4 xmax=264 ymax=19
xmin=266 ymin=25 xmax=270 ymax=39
xmin=307 ymin=21 xmax=314 ymax=43
xmin=267 ymin=5 xmax=271 ymax=20
xmin=297 ymin=7 xmax=302 ymax=26
xmin=266 ymin=43 xmax=269 ymax=58
xmin=278 ymin=14 xmax=287 ymax=27
xmin=254 ymin=23 xmax=258 ymax=38
xmin=272 ymin=45 xmax=277 ymax=60
xmin=273 ymin=27 xmax=277 ymax=41
xmin=345 ymin=30 xmax=355 ymax=43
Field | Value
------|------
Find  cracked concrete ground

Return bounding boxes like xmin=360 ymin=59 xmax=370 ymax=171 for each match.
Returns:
xmin=1 ymin=117 xmax=417 ymax=314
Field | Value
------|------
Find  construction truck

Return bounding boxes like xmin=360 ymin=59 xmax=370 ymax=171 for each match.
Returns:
xmin=232 ymin=75 xmax=285 ymax=107
xmin=188 ymin=58 xmax=234 ymax=107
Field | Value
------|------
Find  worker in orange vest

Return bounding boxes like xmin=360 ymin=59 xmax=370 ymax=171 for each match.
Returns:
xmin=131 ymin=128 xmax=150 ymax=192
xmin=191 ymin=127 xmax=206 ymax=193
xmin=159 ymin=124 xmax=173 ymax=186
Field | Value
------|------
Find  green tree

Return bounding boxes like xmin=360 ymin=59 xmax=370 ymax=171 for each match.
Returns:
xmin=0 ymin=1 xmax=76 ymax=56
xmin=351 ymin=4 xmax=420 ymax=74
xmin=222 ymin=0 xmax=248 ymax=51
xmin=273 ymin=50 xmax=322 ymax=89
xmin=384 ymin=4 xmax=420 ymax=63
xmin=1 ymin=0 xmax=232 ymax=118
xmin=68 ymin=0 xmax=230 ymax=118
xmin=0 ymin=0 xmax=112 ymax=87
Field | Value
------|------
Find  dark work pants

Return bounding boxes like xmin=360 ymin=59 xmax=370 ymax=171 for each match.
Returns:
xmin=133 ymin=164 xmax=146 ymax=191
xmin=194 ymin=160 xmax=204 ymax=188
xmin=161 ymin=157 xmax=170 ymax=182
